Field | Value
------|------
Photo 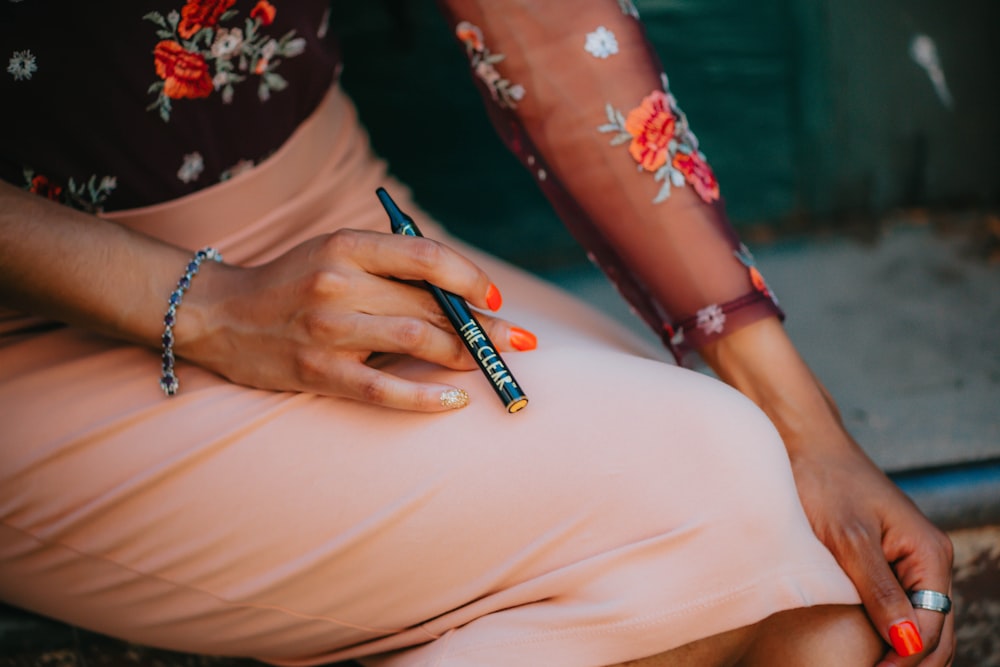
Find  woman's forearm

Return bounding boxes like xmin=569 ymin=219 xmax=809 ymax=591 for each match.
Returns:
xmin=698 ymin=316 xmax=858 ymax=458
xmin=0 ymin=180 xmax=215 ymax=349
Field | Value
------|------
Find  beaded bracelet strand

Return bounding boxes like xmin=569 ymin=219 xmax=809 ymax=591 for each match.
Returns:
xmin=160 ymin=247 xmax=223 ymax=396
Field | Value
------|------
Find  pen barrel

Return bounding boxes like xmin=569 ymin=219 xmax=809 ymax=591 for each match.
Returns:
xmin=377 ymin=186 xmax=528 ymax=413
xmin=431 ymin=286 xmax=529 ymax=414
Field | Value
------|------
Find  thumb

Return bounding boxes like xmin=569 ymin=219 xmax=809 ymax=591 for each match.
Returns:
xmin=838 ymin=531 xmax=923 ymax=659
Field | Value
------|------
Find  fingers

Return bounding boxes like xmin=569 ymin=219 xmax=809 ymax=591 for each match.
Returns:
xmin=331 ymin=362 xmax=472 ymax=412
xmin=878 ymin=526 xmax=955 ymax=666
xmin=833 ymin=523 xmax=926 ymax=659
xmin=324 ymin=229 xmax=502 ymax=312
xmin=834 ymin=518 xmax=954 ymax=667
xmin=328 ymin=313 xmax=536 ymax=371
xmin=292 ymin=312 xmax=536 ymax=411
xmin=347 ymin=279 xmax=536 ymax=357
xmin=876 ymin=610 xmax=955 ymax=667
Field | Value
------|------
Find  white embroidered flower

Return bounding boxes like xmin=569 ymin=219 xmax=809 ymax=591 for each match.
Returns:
xmin=261 ymin=39 xmax=278 ymax=60
xmin=584 ymin=26 xmax=618 ymax=59
xmin=211 ymin=28 xmax=244 ymax=59
xmin=696 ymin=304 xmax=726 ymax=335
xmin=99 ymin=175 xmax=118 ymax=192
xmin=177 ymin=152 xmax=204 ymax=184
xmin=475 ymin=61 xmax=501 ymax=87
xmin=7 ymin=49 xmax=37 ymax=81
xmin=283 ymin=38 xmax=307 ymax=58
xmin=669 ymin=326 xmax=685 ymax=348
xmin=508 ymin=83 xmax=525 ymax=101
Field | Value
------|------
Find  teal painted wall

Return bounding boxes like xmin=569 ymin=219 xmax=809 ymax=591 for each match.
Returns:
xmin=333 ymin=1 xmax=999 ymax=270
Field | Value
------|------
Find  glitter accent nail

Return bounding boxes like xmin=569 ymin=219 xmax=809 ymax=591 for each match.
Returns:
xmin=440 ymin=388 xmax=470 ymax=409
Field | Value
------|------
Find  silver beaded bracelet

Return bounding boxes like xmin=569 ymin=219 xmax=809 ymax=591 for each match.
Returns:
xmin=160 ymin=247 xmax=223 ymax=396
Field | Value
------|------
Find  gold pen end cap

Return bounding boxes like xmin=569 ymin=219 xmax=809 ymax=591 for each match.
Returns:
xmin=507 ymin=398 xmax=529 ymax=414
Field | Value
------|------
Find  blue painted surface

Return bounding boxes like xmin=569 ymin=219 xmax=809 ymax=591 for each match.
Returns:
xmin=891 ymin=459 xmax=1000 ymax=530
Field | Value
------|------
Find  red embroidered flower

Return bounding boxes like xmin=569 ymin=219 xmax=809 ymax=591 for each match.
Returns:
xmin=251 ymin=1 xmax=277 ymax=26
xmin=624 ymin=91 xmax=676 ymax=172
xmin=154 ymin=40 xmax=214 ymax=100
xmin=29 ymin=175 xmax=62 ymax=201
xmin=177 ymin=0 xmax=237 ymax=39
xmin=455 ymin=21 xmax=484 ymax=51
xmin=672 ymin=150 xmax=720 ymax=203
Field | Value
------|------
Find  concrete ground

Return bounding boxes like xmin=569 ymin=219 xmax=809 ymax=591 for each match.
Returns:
xmin=2 ymin=211 xmax=998 ymax=664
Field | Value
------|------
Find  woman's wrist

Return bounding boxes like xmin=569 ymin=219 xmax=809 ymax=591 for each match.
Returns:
xmin=698 ymin=316 xmax=858 ymax=458
xmin=169 ymin=256 xmax=245 ymax=369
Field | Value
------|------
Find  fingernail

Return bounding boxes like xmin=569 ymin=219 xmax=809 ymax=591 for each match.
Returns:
xmin=889 ymin=620 xmax=923 ymax=657
xmin=440 ymin=388 xmax=469 ymax=410
xmin=485 ymin=284 xmax=502 ymax=311
xmin=509 ymin=327 xmax=537 ymax=351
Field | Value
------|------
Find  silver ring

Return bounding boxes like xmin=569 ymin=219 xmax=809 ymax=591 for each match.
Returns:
xmin=909 ymin=589 xmax=952 ymax=614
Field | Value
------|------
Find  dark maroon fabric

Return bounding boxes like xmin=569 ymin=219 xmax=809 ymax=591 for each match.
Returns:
xmin=0 ymin=1 xmax=337 ymax=211
xmin=1 ymin=1 xmax=783 ymax=360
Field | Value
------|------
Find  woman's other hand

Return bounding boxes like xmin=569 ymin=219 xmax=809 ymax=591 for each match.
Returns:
xmin=700 ymin=317 xmax=955 ymax=666
xmin=176 ymin=229 xmax=536 ymax=411
xmin=791 ymin=443 xmax=955 ymax=666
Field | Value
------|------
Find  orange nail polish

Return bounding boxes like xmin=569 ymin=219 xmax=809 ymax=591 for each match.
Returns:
xmin=889 ymin=621 xmax=923 ymax=657
xmin=509 ymin=327 xmax=537 ymax=351
xmin=485 ymin=284 xmax=502 ymax=311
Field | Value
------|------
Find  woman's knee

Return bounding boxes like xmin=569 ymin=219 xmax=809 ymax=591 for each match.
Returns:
xmin=739 ymin=604 xmax=883 ymax=666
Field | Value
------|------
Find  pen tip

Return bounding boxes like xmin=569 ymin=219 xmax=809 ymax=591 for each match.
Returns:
xmin=375 ymin=187 xmax=414 ymax=234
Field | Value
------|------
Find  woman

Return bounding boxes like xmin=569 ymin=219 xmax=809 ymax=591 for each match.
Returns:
xmin=0 ymin=1 xmax=954 ymax=665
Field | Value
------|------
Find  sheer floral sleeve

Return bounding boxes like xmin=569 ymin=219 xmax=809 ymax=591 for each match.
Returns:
xmin=435 ymin=0 xmax=782 ymax=363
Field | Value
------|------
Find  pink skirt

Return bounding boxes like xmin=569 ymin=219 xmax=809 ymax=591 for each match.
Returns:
xmin=0 ymin=85 xmax=860 ymax=666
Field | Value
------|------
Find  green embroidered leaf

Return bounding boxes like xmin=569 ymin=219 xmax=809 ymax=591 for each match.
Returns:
xmin=143 ymin=12 xmax=167 ymax=28
xmin=264 ymin=72 xmax=287 ymax=91
xmin=220 ymin=9 xmax=239 ymax=22
xmin=609 ymin=133 xmax=631 ymax=146
xmin=653 ymin=180 xmax=672 ymax=204
xmin=160 ymin=98 xmax=172 ymax=123
xmin=485 ymin=53 xmax=505 ymax=65
xmin=147 ymin=81 xmax=164 ymax=94
xmin=156 ymin=29 xmax=175 ymax=40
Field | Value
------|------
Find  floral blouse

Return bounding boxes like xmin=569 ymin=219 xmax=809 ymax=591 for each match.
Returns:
xmin=1 ymin=0 xmax=782 ymax=362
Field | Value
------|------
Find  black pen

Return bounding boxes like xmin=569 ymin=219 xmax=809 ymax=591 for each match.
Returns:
xmin=376 ymin=187 xmax=529 ymax=414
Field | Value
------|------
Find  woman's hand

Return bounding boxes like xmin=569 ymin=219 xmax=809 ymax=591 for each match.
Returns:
xmin=789 ymin=435 xmax=955 ymax=667
xmin=700 ymin=317 xmax=955 ymax=665
xmin=179 ymin=229 xmax=536 ymax=411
